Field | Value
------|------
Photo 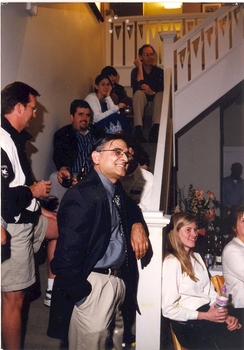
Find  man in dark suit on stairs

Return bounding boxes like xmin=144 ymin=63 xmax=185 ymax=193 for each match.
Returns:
xmin=47 ymin=134 xmax=150 ymax=350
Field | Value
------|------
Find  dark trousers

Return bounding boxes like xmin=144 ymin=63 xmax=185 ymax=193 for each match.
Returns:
xmin=171 ymin=304 xmax=244 ymax=350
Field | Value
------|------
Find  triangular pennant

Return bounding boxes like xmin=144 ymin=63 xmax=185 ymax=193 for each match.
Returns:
xmin=178 ymin=47 xmax=186 ymax=68
xmin=187 ymin=21 xmax=194 ymax=32
xmin=192 ymin=37 xmax=200 ymax=58
xmin=206 ymin=26 xmax=213 ymax=47
xmin=127 ymin=25 xmax=133 ymax=40
xmin=138 ymin=24 xmax=144 ymax=39
xmin=233 ymin=7 xmax=240 ymax=26
xmin=219 ymin=16 xmax=227 ymax=37
xmin=149 ymin=23 xmax=157 ymax=39
xmin=115 ymin=25 xmax=122 ymax=40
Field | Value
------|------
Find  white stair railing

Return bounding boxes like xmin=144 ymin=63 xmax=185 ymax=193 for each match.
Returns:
xmin=161 ymin=4 xmax=244 ymax=134
xmin=135 ymin=68 xmax=172 ymax=350
xmin=149 ymin=67 xmax=173 ymax=212
xmin=105 ymin=12 xmax=211 ymax=86
xmin=168 ymin=5 xmax=243 ymax=92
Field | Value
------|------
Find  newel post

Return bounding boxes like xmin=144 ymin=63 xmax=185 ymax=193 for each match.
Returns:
xmin=160 ymin=31 xmax=176 ymax=71
xmin=136 ymin=212 xmax=170 ymax=350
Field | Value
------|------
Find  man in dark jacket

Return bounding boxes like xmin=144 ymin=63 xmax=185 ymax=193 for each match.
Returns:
xmin=53 ymin=99 xmax=104 ymax=187
xmin=131 ymin=44 xmax=164 ymax=143
xmin=47 ymin=134 xmax=150 ymax=349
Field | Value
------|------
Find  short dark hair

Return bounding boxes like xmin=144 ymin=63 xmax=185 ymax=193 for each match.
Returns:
xmin=95 ymin=74 xmax=111 ymax=86
xmin=228 ymin=204 xmax=244 ymax=234
xmin=1 ymin=81 xmax=40 ymax=115
xmin=231 ymin=162 xmax=243 ymax=172
xmin=70 ymin=99 xmax=91 ymax=116
xmin=101 ymin=66 xmax=118 ymax=77
xmin=92 ymin=134 xmax=128 ymax=153
xmin=138 ymin=44 xmax=155 ymax=56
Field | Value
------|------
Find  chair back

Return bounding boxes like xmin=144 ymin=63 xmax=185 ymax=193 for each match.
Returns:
xmin=210 ymin=275 xmax=225 ymax=294
xmin=170 ymin=323 xmax=188 ymax=350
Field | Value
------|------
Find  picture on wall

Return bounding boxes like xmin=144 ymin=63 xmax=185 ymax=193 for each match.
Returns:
xmin=202 ymin=3 xmax=221 ymax=13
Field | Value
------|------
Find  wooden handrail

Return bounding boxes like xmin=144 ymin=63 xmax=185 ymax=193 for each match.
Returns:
xmin=149 ymin=67 xmax=172 ymax=213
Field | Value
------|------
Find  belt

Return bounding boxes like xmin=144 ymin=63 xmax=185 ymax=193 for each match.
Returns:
xmin=92 ymin=268 xmax=121 ymax=277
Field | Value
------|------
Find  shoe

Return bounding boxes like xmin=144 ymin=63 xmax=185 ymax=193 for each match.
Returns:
xmin=134 ymin=126 xmax=147 ymax=143
xmin=44 ymin=289 xmax=52 ymax=307
xmin=148 ymin=123 xmax=159 ymax=143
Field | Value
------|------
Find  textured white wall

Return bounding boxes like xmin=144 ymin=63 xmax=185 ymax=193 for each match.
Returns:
xmin=1 ymin=3 xmax=106 ymax=180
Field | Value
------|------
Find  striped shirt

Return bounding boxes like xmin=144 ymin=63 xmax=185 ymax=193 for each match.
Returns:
xmin=71 ymin=130 xmax=94 ymax=175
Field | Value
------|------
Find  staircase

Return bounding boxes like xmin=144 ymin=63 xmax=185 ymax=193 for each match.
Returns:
xmin=157 ymin=4 xmax=244 ymax=210
xmin=105 ymin=5 xmax=244 ymax=349
xmin=106 ymin=4 xmax=244 ymax=211
xmin=161 ymin=4 xmax=244 ymax=134
xmin=105 ymin=11 xmax=210 ymax=84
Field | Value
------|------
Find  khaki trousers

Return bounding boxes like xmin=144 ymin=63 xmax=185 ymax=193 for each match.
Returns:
xmin=68 ymin=271 xmax=126 ymax=350
xmin=132 ymin=90 xmax=163 ymax=127
xmin=1 ymin=216 xmax=48 ymax=292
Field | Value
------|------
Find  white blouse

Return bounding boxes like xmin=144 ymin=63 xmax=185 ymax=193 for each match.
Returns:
xmin=85 ymin=93 xmax=119 ymax=123
xmin=222 ymin=237 xmax=244 ymax=308
xmin=162 ymin=252 xmax=218 ymax=321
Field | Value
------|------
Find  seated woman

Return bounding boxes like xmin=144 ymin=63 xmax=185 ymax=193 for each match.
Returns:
xmin=162 ymin=212 xmax=242 ymax=350
xmin=222 ymin=204 xmax=244 ymax=323
xmin=85 ymin=74 xmax=130 ymax=134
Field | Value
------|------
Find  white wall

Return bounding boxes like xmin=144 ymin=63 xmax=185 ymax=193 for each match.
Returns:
xmin=1 ymin=3 xmax=106 ymax=180
xmin=177 ymin=107 xmax=221 ymax=203
xmin=223 ymin=98 xmax=244 ymax=177
xmin=223 ymin=97 xmax=244 ymax=148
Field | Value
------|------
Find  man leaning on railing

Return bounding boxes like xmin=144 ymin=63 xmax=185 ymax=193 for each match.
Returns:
xmin=131 ymin=44 xmax=164 ymax=143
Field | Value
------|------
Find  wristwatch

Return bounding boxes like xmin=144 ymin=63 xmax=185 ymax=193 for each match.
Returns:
xmin=1 ymin=217 xmax=7 ymax=230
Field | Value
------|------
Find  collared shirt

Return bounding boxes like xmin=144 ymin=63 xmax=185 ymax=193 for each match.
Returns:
xmin=162 ymin=252 xmax=218 ymax=322
xmin=94 ymin=171 xmax=125 ymax=269
xmin=71 ymin=130 xmax=94 ymax=175
xmin=222 ymin=237 xmax=244 ymax=308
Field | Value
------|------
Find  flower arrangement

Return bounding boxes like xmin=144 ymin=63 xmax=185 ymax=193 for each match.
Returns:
xmin=175 ymin=184 xmax=222 ymax=236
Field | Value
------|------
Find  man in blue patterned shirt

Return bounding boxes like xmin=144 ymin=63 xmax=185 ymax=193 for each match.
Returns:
xmin=53 ymin=100 xmax=104 ymax=188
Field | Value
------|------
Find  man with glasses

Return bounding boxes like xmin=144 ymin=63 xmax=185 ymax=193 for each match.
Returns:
xmin=131 ymin=44 xmax=164 ymax=143
xmin=48 ymin=134 xmax=150 ymax=350
xmin=1 ymin=81 xmax=58 ymax=350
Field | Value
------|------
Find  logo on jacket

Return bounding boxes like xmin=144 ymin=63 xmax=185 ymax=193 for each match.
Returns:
xmin=1 ymin=165 xmax=9 ymax=178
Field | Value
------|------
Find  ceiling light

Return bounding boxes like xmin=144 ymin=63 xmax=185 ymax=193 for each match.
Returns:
xmin=163 ymin=2 xmax=182 ymax=9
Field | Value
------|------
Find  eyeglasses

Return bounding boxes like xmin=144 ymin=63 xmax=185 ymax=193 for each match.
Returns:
xmin=98 ymin=148 xmax=133 ymax=159
xmin=27 ymin=104 xmax=37 ymax=114
xmin=143 ymin=53 xmax=154 ymax=57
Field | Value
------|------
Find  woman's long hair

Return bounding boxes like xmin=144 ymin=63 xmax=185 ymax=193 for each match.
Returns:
xmin=165 ymin=212 xmax=201 ymax=282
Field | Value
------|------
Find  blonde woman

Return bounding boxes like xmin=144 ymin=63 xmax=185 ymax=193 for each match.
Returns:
xmin=162 ymin=212 xmax=242 ymax=349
